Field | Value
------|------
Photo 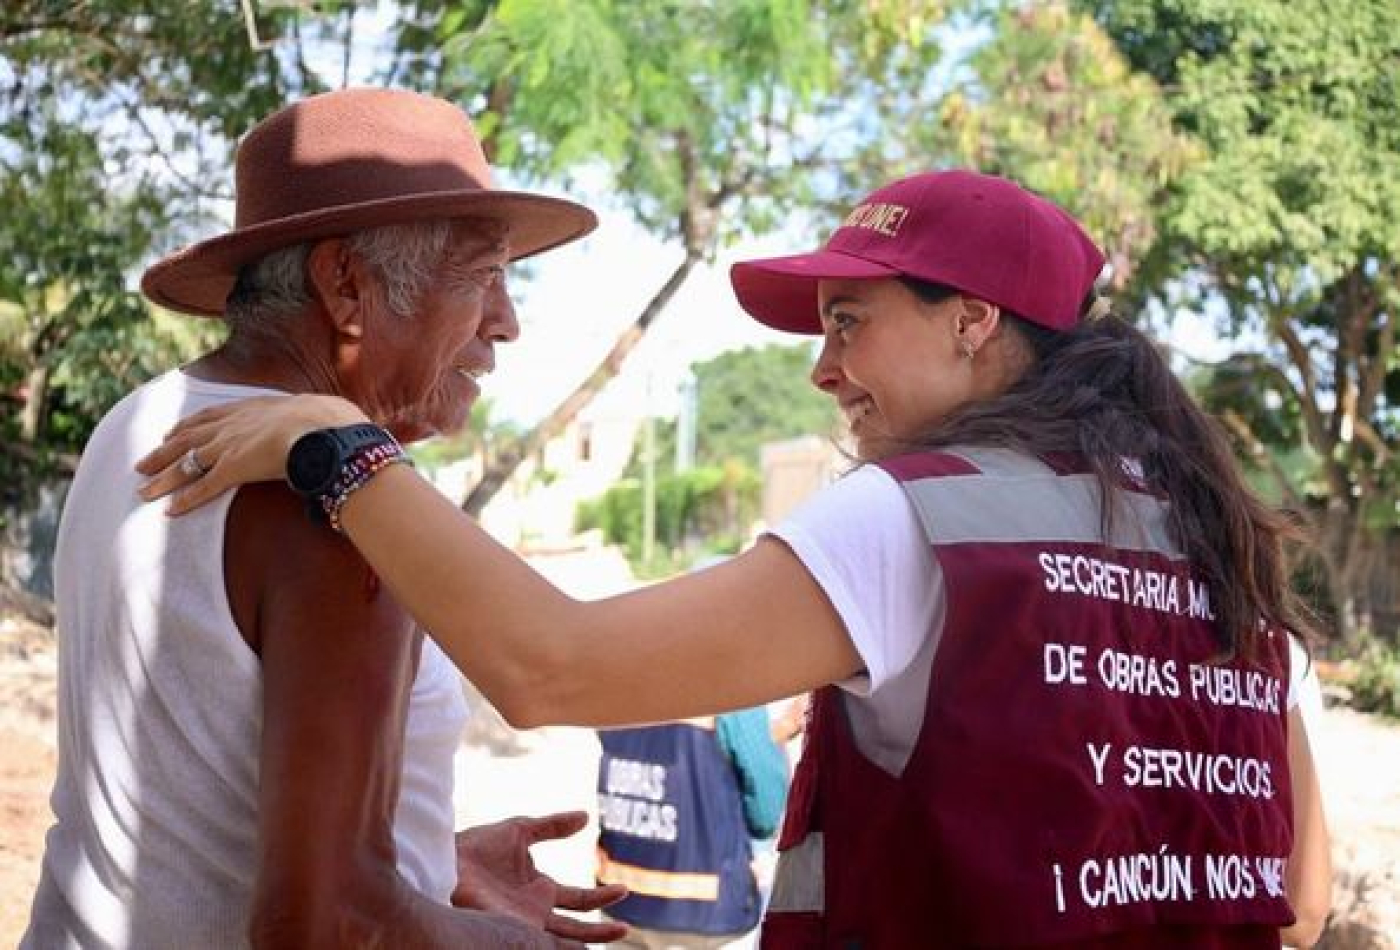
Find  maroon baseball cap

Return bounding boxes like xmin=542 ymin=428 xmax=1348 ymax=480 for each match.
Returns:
xmin=730 ymin=169 xmax=1105 ymax=335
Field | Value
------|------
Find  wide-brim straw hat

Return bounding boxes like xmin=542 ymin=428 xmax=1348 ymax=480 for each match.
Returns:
xmin=141 ymin=87 xmax=598 ymax=317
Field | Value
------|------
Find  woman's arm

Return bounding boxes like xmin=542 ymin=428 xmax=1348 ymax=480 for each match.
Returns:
xmin=338 ymin=463 xmax=862 ymax=726
xmin=137 ymin=395 xmax=865 ymax=727
xmin=1280 ymin=705 xmax=1331 ymax=949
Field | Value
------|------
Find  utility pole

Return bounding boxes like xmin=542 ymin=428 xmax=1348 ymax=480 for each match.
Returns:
xmin=676 ymin=369 xmax=697 ymax=473
xmin=641 ymin=375 xmax=657 ymax=567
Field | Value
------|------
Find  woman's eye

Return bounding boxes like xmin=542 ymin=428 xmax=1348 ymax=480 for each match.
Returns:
xmin=832 ymin=312 xmax=858 ymax=336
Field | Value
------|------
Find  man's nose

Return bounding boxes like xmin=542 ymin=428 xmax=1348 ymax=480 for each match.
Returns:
xmin=481 ymin=282 xmax=519 ymax=343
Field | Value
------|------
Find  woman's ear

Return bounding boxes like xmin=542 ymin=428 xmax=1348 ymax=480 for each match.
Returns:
xmin=954 ymin=296 xmax=1002 ymax=351
xmin=306 ymin=238 xmax=364 ymax=340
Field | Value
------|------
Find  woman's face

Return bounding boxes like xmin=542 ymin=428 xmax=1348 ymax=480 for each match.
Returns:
xmin=812 ymin=277 xmax=975 ymax=460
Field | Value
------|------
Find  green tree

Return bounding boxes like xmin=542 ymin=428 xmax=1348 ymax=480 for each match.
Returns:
xmin=584 ymin=341 xmax=836 ymax=571
xmin=932 ymin=1 xmax=1398 ymax=641
xmin=643 ymin=342 xmax=837 ymax=475
xmin=1078 ymin=0 xmax=1400 ymax=642
xmin=0 ymin=1 xmax=343 ymax=509
xmin=0 ymin=113 xmax=203 ymax=508
xmin=390 ymin=0 xmax=951 ymax=515
xmin=939 ymin=1 xmax=1198 ymax=294
xmin=577 ymin=463 xmax=761 ymax=575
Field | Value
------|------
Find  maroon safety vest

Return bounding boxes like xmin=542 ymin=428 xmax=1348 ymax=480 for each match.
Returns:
xmin=762 ymin=451 xmax=1294 ymax=949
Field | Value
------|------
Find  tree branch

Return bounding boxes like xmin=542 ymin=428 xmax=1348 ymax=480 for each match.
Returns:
xmin=461 ymin=249 xmax=704 ymax=516
xmin=1354 ymin=268 xmax=1393 ymax=425
xmin=1274 ymin=317 xmax=1329 ymax=453
xmin=1218 ymin=409 xmax=1309 ymax=517
xmin=117 ymin=94 xmax=233 ymax=202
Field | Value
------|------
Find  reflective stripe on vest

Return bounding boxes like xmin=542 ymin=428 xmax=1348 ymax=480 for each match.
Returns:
xmin=597 ymin=848 xmax=722 ymax=901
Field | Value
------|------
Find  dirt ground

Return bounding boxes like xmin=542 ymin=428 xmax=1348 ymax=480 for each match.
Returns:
xmin=0 ymin=594 xmax=59 ymax=949
xmin=1 ymin=588 xmax=1396 ymax=948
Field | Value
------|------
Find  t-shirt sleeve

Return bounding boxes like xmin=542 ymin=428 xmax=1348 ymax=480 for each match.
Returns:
xmin=765 ymin=465 xmax=940 ymax=696
xmin=1287 ymin=633 xmax=1323 ymax=720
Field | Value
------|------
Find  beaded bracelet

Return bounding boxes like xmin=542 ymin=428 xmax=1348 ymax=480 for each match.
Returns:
xmin=320 ymin=441 xmax=413 ymax=533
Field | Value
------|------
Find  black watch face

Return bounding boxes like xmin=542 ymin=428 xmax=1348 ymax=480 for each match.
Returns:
xmin=287 ymin=431 xmax=340 ymax=496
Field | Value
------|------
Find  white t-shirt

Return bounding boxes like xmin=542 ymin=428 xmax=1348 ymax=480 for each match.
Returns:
xmin=24 ymin=370 xmax=468 ymax=949
xmin=769 ymin=458 xmax=1315 ymax=778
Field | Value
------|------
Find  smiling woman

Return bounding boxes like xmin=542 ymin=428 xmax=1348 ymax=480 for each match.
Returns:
xmin=138 ymin=167 xmax=1331 ymax=949
xmin=812 ymin=277 xmax=995 ymax=460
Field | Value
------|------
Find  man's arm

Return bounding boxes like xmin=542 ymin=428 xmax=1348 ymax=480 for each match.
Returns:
xmin=715 ymin=708 xmax=789 ymax=839
xmin=226 ymin=484 xmax=571 ymax=948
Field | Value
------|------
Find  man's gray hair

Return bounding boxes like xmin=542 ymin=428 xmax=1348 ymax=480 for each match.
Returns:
xmin=225 ymin=220 xmax=455 ymax=334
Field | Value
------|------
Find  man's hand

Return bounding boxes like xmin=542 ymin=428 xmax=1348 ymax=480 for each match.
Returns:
xmin=453 ymin=811 xmax=629 ymax=944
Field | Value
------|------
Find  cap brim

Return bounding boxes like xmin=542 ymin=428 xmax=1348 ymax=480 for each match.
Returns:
xmin=730 ymin=249 xmax=901 ymax=334
xmin=141 ymin=190 xmax=597 ymax=317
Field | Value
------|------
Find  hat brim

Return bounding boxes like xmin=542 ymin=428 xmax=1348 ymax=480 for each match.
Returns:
xmin=730 ymin=249 xmax=901 ymax=335
xmin=141 ymin=190 xmax=598 ymax=317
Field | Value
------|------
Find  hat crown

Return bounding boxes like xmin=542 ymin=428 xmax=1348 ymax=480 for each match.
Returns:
xmin=825 ymin=169 xmax=1104 ymax=330
xmin=234 ymin=88 xmax=493 ymax=229
xmin=140 ymin=87 xmax=596 ymax=317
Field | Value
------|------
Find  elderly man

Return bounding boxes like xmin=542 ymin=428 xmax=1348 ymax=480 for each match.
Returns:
xmin=23 ymin=88 xmax=622 ymax=948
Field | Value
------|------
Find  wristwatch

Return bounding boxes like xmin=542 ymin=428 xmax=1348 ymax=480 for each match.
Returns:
xmin=285 ymin=423 xmax=397 ymax=500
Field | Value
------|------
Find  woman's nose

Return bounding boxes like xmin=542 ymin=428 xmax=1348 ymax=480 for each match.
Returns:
xmin=810 ymin=337 xmax=842 ymax=394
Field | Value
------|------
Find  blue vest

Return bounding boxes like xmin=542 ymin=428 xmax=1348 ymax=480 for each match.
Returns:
xmin=597 ymin=723 xmax=762 ymax=936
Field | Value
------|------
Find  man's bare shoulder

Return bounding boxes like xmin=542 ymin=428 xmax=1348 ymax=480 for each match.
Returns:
xmin=223 ymin=482 xmax=415 ymax=655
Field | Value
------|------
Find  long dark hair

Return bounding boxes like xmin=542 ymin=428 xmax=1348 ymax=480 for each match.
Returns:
xmin=901 ymin=279 xmax=1317 ymax=659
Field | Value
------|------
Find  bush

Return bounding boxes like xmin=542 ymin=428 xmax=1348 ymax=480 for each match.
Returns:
xmin=1349 ymin=640 xmax=1400 ymax=720
xmin=575 ymin=464 xmax=760 ymax=574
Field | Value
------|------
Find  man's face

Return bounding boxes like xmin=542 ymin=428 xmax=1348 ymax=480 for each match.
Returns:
xmin=359 ymin=223 xmax=518 ymax=442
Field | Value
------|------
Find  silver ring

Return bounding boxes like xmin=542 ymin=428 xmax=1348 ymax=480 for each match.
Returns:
xmin=179 ymin=448 xmax=208 ymax=478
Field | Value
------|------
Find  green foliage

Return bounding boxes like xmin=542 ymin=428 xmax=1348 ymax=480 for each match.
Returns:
xmin=590 ymin=341 xmax=831 ymax=573
xmin=1077 ymin=0 xmax=1400 ymax=640
xmin=941 ymin=2 xmax=1199 ymax=292
xmin=691 ymin=342 xmax=837 ymax=468
xmin=632 ymin=342 xmax=836 ymax=478
xmin=1095 ymin=0 xmax=1400 ymax=281
xmin=576 ymin=463 xmax=760 ymax=572
xmin=1348 ymin=639 xmax=1400 ymax=721
xmin=0 ymin=2 xmax=339 ymax=507
xmin=400 ymin=0 xmax=954 ymax=248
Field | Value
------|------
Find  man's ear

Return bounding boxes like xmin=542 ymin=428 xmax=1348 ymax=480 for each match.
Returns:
xmin=306 ymin=238 xmax=364 ymax=341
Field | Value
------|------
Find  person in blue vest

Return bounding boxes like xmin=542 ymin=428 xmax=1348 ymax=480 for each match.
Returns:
xmin=596 ymin=705 xmax=788 ymax=949
xmin=138 ymin=168 xmax=1333 ymax=949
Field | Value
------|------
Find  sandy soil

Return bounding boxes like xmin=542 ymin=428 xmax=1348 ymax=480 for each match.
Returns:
xmin=1 ymin=579 xmax=1395 ymax=948
xmin=0 ymin=600 xmax=59 ymax=949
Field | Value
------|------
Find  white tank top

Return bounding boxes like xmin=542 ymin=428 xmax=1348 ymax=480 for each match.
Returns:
xmin=23 ymin=370 xmax=468 ymax=948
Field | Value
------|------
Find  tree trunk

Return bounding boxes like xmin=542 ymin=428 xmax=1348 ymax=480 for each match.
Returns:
xmin=19 ymin=363 xmax=49 ymax=444
xmin=460 ymin=250 xmax=703 ymax=516
xmin=1320 ymin=554 xmax=1359 ymax=646
xmin=1315 ymin=498 xmax=1376 ymax=646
